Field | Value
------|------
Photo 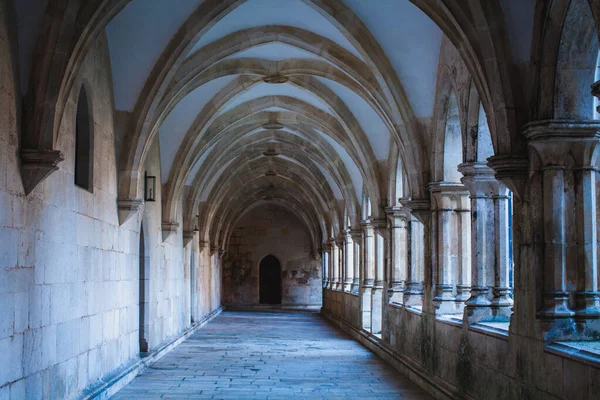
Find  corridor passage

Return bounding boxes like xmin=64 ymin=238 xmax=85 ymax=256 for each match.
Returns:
xmin=113 ymin=311 xmax=433 ymax=399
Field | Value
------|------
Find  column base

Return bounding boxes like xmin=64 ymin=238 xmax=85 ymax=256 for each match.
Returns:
xmin=351 ymin=280 xmax=360 ymax=295
xmin=575 ymin=291 xmax=600 ymax=318
xmin=388 ymin=289 xmax=405 ymax=305
xmin=403 ymin=282 xmax=423 ymax=307
xmin=456 ymin=284 xmax=472 ymax=302
xmin=537 ymin=291 xmax=575 ymax=318
xmin=343 ymin=280 xmax=353 ymax=292
xmin=434 ymin=285 xmax=461 ymax=314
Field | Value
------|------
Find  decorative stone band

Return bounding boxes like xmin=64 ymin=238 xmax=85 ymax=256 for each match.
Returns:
xmin=117 ymin=198 xmax=144 ymax=225
xmin=182 ymin=230 xmax=197 ymax=247
xmin=20 ymin=148 xmax=64 ymax=195
xmin=161 ymin=222 xmax=179 ymax=242
xmin=486 ymin=153 xmax=528 ymax=201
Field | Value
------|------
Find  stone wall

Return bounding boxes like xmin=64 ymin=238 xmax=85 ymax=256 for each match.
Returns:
xmin=0 ymin=27 xmax=221 ymax=399
xmin=223 ymin=204 xmax=321 ymax=307
xmin=324 ymin=292 xmax=600 ymax=399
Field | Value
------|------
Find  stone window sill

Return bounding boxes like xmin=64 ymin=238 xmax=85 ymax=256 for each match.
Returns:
xmin=435 ymin=314 xmax=463 ymax=327
xmin=546 ymin=341 xmax=600 ymax=367
xmin=469 ymin=322 xmax=510 ymax=340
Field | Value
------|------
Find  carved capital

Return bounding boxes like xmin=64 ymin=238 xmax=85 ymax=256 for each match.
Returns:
xmin=428 ymin=181 xmax=470 ymax=210
xmin=399 ymin=198 xmax=430 ymax=225
xmin=182 ymin=230 xmax=196 ymax=247
xmin=486 ymin=153 xmax=528 ymax=200
xmin=458 ymin=162 xmax=505 ymax=197
xmin=350 ymin=229 xmax=362 ymax=242
xmin=524 ymin=120 xmax=600 ymax=167
xmin=384 ymin=206 xmax=409 ymax=228
xmin=20 ymin=148 xmax=64 ymax=195
xmin=161 ymin=222 xmax=179 ymax=242
xmin=117 ymin=198 xmax=144 ymax=225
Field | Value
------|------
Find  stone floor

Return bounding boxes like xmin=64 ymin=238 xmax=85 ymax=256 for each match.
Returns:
xmin=112 ymin=311 xmax=433 ymax=399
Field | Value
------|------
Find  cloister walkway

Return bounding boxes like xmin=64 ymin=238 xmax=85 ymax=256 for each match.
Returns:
xmin=112 ymin=311 xmax=433 ymax=399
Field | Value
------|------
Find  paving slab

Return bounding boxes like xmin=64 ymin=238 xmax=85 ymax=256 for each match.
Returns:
xmin=112 ymin=311 xmax=433 ymax=399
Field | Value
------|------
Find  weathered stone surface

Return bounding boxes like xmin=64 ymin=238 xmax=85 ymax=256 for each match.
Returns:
xmin=112 ymin=311 xmax=432 ymax=400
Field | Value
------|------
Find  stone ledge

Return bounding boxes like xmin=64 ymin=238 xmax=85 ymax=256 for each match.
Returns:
xmin=321 ymin=310 xmax=473 ymax=400
xmin=77 ymin=307 xmax=223 ymax=400
xmin=468 ymin=323 xmax=510 ymax=341
xmin=546 ymin=342 xmax=600 ymax=368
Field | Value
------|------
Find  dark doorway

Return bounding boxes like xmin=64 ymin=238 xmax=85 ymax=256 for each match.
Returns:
xmin=139 ymin=223 xmax=149 ymax=354
xmin=259 ymin=255 xmax=282 ymax=304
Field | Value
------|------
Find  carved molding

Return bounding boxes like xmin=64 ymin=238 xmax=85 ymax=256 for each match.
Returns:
xmin=161 ymin=222 xmax=179 ymax=242
xmin=117 ymin=198 xmax=144 ymax=226
xmin=399 ymin=198 xmax=431 ymax=225
xmin=20 ymin=148 xmax=64 ymax=195
xmin=487 ymin=153 xmax=528 ymax=201
xmin=182 ymin=230 xmax=196 ymax=247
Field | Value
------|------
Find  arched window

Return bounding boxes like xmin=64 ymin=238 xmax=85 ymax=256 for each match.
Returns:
xmin=75 ymin=86 xmax=94 ymax=190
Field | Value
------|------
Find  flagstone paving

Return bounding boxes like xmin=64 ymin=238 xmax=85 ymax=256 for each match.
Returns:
xmin=112 ymin=311 xmax=433 ymax=399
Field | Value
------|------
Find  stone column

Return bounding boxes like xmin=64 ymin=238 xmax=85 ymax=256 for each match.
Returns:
xmin=330 ymin=238 xmax=340 ymax=291
xmin=360 ymin=220 xmax=375 ymax=331
xmin=351 ymin=230 xmax=362 ymax=294
xmin=459 ymin=162 xmax=512 ymax=323
xmin=429 ymin=182 xmax=471 ymax=315
xmin=344 ymin=231 xmax=354 ymax=292
xmin=326 ymin=242 xmax=334 ymax=291
xmin=525 ymin=121 xmax=600 ymax=329
xmin=371 ymin=221 xmax=386 ymax=336
xmin=400 ymin=200 xmax=428 ymax=308
xmin=336 ymin=236 xmax=345 ymax=291
xmin=400 ymin=198 xmax=432 ymax=309
xmin=322 ymin=248 xmax=329 ymax=289
xmin=385 ymin=207 xmax=408 ymax=304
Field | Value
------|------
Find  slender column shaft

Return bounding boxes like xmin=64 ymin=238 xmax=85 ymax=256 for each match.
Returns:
xmin=328 ymin=244 xmax=335 ymax=291
xmin=430 ymin=183 xmax=470 ymax=314
xmin=537 ymin=166 xmax=573 ymax=317
xmin=575 ymin=167 xmax=600 ymax=316
xmin=344 ymin=232 xmax=354 ymax=292
xmin=360 ymin=221 xmax=374 ymax=331
xmin=322 ymin=249 xmax=329 ymax=288
xmin=371 ymin=224 xmax=386 ymax=335
xmin=386 ymin=207 xmax=408 ymax=304
xmin=351 ymin=231 xmax=361 ymax=294
xmin=363 ymin=223 xmax=375 ymax=286
xmin=459 ymin=163 xmax=512 ymax=323
xmin=492 ymin=188 xmax=513 ymax=309
xmin=331 ymin=239 xmax=340 ymax=291
xmin=404 ymin=215 xmax=425 ymax=306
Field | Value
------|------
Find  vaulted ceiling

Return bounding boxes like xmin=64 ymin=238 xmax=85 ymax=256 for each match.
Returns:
xmin=14 ymin=0 xmax=535 ymax=250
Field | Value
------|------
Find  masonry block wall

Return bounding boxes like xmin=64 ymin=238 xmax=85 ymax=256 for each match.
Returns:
xmin=223 ymin=204 xmax=322 ymax=307
xmin=0 ymin=29 xmax=221 ymax=400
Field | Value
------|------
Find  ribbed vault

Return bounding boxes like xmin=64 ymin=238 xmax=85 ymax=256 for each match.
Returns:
xmin=15 ymin=0 xmax=520 ymax=252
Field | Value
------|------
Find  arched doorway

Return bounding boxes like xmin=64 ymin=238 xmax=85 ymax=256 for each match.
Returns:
xmin=259 ymin=255 xmax=282 ymax=305
xmin=139 ymin=223 xmax=149 ymax=354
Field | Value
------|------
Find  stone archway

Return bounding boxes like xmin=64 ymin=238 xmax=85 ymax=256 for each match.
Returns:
xmin=259 ymin=255 xmax=282 ymax=305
